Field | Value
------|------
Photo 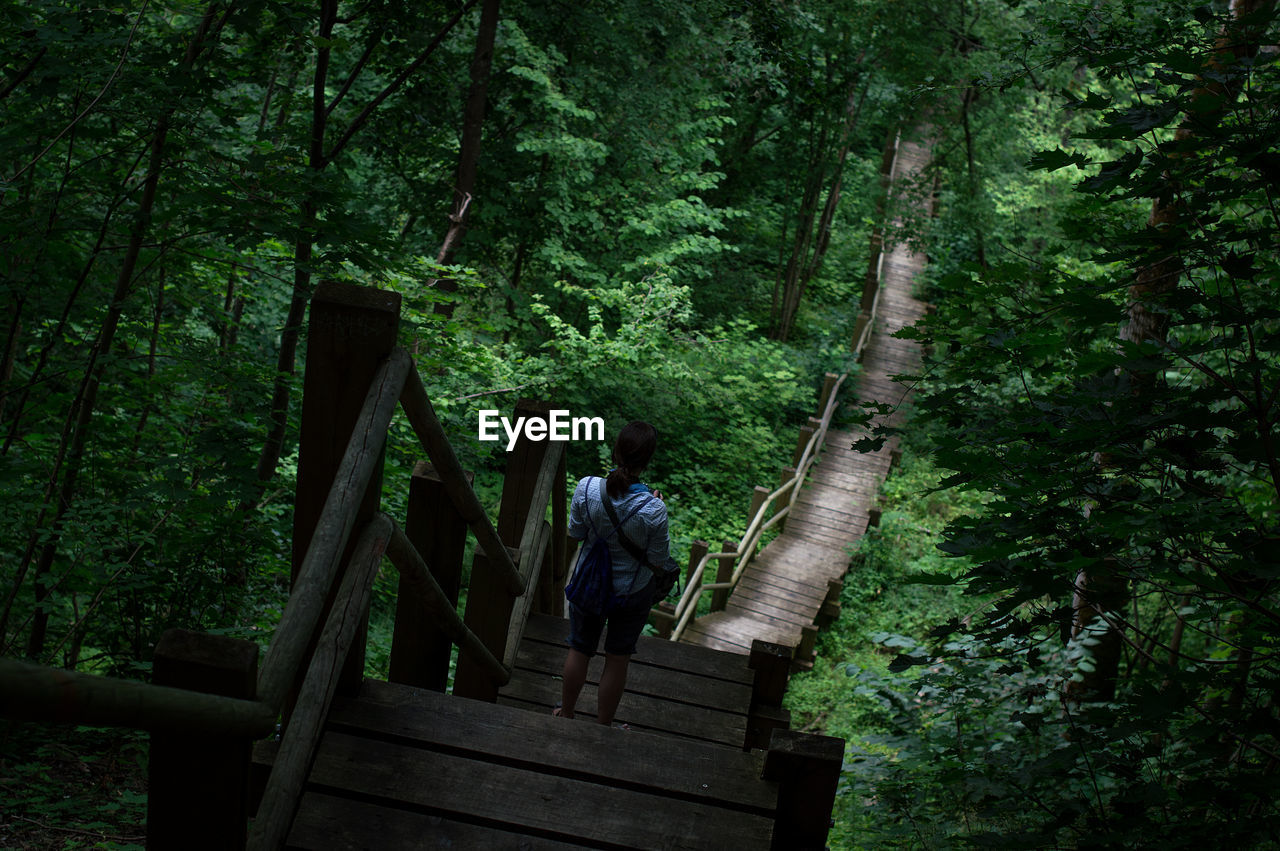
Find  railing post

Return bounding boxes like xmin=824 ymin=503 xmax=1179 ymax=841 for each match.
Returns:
xmin=817 ymin=372 xmax=839 ymax=416
xmin=792 ymin=424 xmax=815 ymax=469
xmin=389 ymin=462 xmax=469 ymax=692
xmin=795 ymin=624 xmax=818 ymax=670
xmin=292 ymin=281 xmax=400 ymax=702
xmin=748 ymin=485 xmax=769 ymax=530
xmin=455 ymin=399 xmax=552 ymax=701
xmin=685 ymin=540 xmax=708 ymax=592
xmin=776 ymin=467 xmax=795 ymax=533
xmin=816 ymin=579 xmax=843 ymax=629
xmin=650 ymin=600 xmax=677 ymax=639
xmin=745 ymin=640 xmax=792 ymax=752
xmin=533 ymin=450 xmax=569 ymax=617
xmin=763 ymin=729 xmax=845 ymax=850
xmin=710 ymin=540 xmax=736 ymax=612
xmin=147 ymin=629 xmax=258 ymax=850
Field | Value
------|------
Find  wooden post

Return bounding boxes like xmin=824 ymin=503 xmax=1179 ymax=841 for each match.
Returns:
xmin=533 ymin=450 xmax=569 ymax=617
xmin=746 ymin=640 xmax=792 ymax=751
xmin=455 ymin=399 xmax=552 ymax=701
xmin=817 ymin=372 xmax=838 ymax=416
xmin=792 ymin=424 xmax=815 ymax=469
xmin=749 ymin=485 xmax=770 ymax=518
xmin=763 ymin=728 xmax=845 ymax=850
xmin=816 ymin=579 xmax=843 ymax=629
xmin=389 ymin=462 xmax=469 ymax=692
xmin=795 ymin=624 xmax=818 ymax=670
xmin=292 ymin=282 xmax=400 ymax=699
xmin=777 ymin=467 xmax=795 ymax=533
xmin=749 ymin=485 xmax=769 ymax=537
xmin=147 ymin=630 xmax=259 ymax=850
xmin=650 ymin=600 xmax=677 ymax=639
xmin=710 ymin=540 xmax=736 ymax=613
xmin=686 ymin=540 xmax=708 ymax=592
xmin=868 ymin=506 xmax=882 ymax=529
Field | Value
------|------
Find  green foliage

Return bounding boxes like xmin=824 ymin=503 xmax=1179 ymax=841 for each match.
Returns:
xmin=0 ymin=722 xmax=148 ymax=848
xmin=845 ymin=2 xmax=1280 ymax=846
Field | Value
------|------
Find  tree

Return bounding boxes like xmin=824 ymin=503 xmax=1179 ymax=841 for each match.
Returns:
xmin=897 ymin=0 xmax=1280 ymax=841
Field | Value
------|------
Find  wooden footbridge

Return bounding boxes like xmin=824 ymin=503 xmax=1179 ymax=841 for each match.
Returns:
xmin=0 ymin=137 xmax=928 ymax=849
xmin=669 ymin=137 xmax=929 ymax=663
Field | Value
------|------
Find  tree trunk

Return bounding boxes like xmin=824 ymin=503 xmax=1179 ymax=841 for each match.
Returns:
xmin=432 ymin=0 xmax=501 ymax=318
xmin=23 ymin=5 xmax=226 ymax=659
xmin=245 ymin=0 xmax=337 ymax=520
xmin=244 ymin=1 xmax=476 ymax=507
xmin=772 ymin=77 xmax=865 ymax=342
xmin=1067 ymin=0 xmax=1274 ymax=702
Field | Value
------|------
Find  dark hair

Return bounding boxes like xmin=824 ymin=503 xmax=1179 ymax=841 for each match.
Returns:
xmin=606 ymin=421 xmax=657 ymax=499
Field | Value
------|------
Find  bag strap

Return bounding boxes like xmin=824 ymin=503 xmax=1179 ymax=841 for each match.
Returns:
xmin=599 ymin=478 xmax=661 ymax=578
xmin=590 ymin=477 xmax=651 ymax=544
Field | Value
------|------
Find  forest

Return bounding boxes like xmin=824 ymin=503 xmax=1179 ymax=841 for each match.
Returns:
xmin=1 ymin=0 xmax=1278 ymax=847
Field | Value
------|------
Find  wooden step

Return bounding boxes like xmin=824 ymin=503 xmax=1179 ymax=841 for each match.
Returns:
xmin=254 ymin=679 xmax=778 ymax=849
xmin=498 ymin=613 xmax=754 ymax=748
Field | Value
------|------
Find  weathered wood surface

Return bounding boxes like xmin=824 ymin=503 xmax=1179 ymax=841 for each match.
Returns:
xmin=253 ymin=679 xmax=778 ymax=849
xmin=497 ymin=613 xmax=754 ymax=748
xmin=684 ymin=138 xmax=929 ymax=660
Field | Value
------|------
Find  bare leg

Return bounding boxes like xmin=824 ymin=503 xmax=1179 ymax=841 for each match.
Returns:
xmin=596 ymin=653 xmax=631 ymax=725
xmin=559 ymin=648 xmax=590 ymax=718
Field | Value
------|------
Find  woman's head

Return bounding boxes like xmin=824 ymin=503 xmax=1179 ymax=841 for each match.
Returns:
xmin=606 ymin=421 xmax=657 ymax=498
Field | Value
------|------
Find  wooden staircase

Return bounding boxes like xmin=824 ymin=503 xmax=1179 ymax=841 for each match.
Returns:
xmin=251 ymin=615 xmax=827 ymax=849
xmin=679 ymin=138 xmax=929 ymax=664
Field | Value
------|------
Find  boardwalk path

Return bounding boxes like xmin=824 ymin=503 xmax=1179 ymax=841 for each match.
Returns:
xmin=267 ymin=141 xmax=934 ymax=848
xmin=683 ymin=139 xmax=930 ymax=657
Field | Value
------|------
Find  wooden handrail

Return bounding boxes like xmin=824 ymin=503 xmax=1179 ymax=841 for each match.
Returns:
xmin=502 ymin=441 xmax=564 ymax=671
xmin=668 ymin=134 xmax=907 ymax=641
xmin=670 ymin=368 xmax=850 ymax=641
xmin=0 ymin=287 xmax=575 ymax=847
xmin=384 ymin=518 xmax=508 ymax=684
xmin=249 ymin=514 xmax=393 ymax=851
xmin=256 ymin=348 xmax=410 ymax=713
xmin=0 ymin=657 xmax=275 ymax=737
xmin=398 ymin=359 xmax=526 ymax=597
xmin=670 ymin=378 xmax=839 ymax=637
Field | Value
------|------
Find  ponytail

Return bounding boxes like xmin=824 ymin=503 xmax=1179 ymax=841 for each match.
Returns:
xmin=606 ymin=421 xmax=657 ymax=499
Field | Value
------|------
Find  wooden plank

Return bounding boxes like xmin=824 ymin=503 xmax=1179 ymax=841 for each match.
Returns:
xmin=289 ymin=792 xmax=593 ymax=850
xmin=725 ymin=600 xmax=812 ymax=634
xmin=807 ymin=466 xmax=882 ymax=489
xmin=787 ymin=505 xmax=861 ymax=535
xmin=300 ymin=732 xmax=777 ymax=850
xmin=682 ymin=627 xmax=752 ymax=655
xmin=498 ymin=671 xmax=748 ymax=747
xmin=329 ymin=681 xmax=775 ymax=813
xmin=521 ymin=613 xmax=753 ymax=685
xmin=793 ymin=494 xmax=861 ymax=519
xmin=510 ymin=637 xmax=752 ymax=712
xmin=738 ymin=572 xmax=827 ymax=605
xmin=786 ymin=519 xmax=857 ymax=548
xmin=731 ymin=583 xmax=818 ymax=618
xmin=747 ymin=568 xmax=839 ymax=601
xmin=693 ymin=612 xmax=801 ymax=650
xmin=730 ymin=578 xmax=820 ymax=611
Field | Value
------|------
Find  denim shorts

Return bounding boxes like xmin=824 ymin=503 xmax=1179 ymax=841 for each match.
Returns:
xmin=566 ymin=584 xmax=654 ymax=657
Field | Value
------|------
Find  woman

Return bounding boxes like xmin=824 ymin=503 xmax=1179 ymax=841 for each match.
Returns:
xmin=555 ymin=420 xmax=672 ymax=726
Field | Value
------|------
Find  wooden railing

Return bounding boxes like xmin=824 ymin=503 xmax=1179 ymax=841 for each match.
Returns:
xmin=665 ymin=371 xmax=846 ymax=641
xmin=662 ymin=128 xmax=903 ymax=643
xmin=0 ymin=281 xmax=567 ymax=850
